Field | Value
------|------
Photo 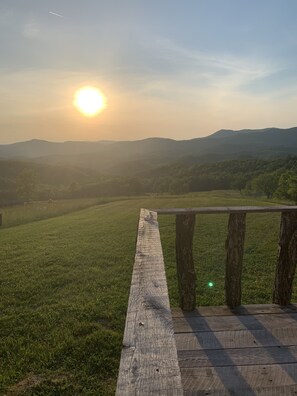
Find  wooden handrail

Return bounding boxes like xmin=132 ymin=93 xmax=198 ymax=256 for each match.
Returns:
xmin=116 ymin=206 xmax=297 ymax=396
xmin=116 ymin=209 xmax=183 ymax=395
xmin=155 ymin=206 xmax=297 ymax=310
xmin=117 ymin=206 xmax=297 ymax=394
xmin=153 ymin=205 xmax=297 ymax=215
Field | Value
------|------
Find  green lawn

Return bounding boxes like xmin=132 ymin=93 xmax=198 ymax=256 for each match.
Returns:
xmin=0 ymin=198 xmax=107 ymax=229
xmin=0 ymin=191 xmax=296 ymax=395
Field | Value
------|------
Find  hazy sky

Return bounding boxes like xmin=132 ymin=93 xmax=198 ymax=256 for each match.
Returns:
xmin=1 ymin=0 xmax=297 ymax=143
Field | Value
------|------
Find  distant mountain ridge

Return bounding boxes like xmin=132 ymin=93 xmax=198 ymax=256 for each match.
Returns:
xmin=208 ymin=127 xmax=285 ymax=139
xmin=2 ymin=127 xmax=297 ymax=175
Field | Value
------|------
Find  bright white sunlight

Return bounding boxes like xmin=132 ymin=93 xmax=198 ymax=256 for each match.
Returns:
xmin=73 ymin=86 xmax=106 ymax=117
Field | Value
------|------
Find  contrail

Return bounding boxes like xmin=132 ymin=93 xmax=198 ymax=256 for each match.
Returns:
xmin=49 ymin=11 xmax=65 ymax=18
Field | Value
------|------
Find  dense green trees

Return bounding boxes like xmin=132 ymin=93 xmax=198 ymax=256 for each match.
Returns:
xmin=16 ymin=169 xmax=37 ymax=201
xmin=2 ymin=156 xmax=297 ymax=204
xmin=276 ymin=172 xmax=292 ymax=200
xmin=276 ymin=172 xmax=297 ymax=203
xmin=230 ymin=175 xmax=247 ymax=194
xmin=251 ymin=173 xmax=279 ymax=199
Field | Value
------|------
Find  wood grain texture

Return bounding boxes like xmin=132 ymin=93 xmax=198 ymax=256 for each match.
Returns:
xmin=175 ymin=326 xmax=297 ymax=350
xmin=273 ymin=211 xmax=297 ymax=305
xmin=181 ymin=366 xmax=297 ymax=395
xmin=116 ymin=209 xmax=183 ymax=396
xmin=153 ymin=206 xmax=297 ymax=215
xmin=183 ymin=386 xmax=297 ymax=396
xmin=176 ymin=214 xmax=196 ymax=311
xmin=178 ymin=345 xmax=297 ymax=367
xmin=225 ymin=213 xmax=246 ymax=307
xmin=171 ymin=304 xmax=297 ymax=318
xmin=174 ymin=305 xmax=297 ymax=394
xmin=173 ymin=312 xmax=297 ymax=333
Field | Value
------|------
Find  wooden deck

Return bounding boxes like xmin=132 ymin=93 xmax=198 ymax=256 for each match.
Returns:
xmin=172 ymin=304 xmax=297 ymax=395
xmin=116 ymin=207 xmax=297 ymax=395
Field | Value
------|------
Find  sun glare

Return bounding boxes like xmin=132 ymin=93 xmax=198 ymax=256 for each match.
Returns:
xmin=73 ymin=86 xmax=106 ymax=117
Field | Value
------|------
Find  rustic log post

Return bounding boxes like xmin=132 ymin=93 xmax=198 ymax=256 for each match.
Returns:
xmin=176 ymin=214 xmax=196 ymax=311
xmin=225 ymin=213 xmax=246 ymax=308
xmin=273 ymin=211 xmax=297 ymax=305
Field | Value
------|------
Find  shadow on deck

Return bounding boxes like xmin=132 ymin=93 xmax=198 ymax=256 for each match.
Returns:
xmin=173 ymin=304 xmax=297 ymax=395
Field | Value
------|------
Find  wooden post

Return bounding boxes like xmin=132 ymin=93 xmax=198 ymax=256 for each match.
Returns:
xmin=0 ymin=213 xmax=2 ymax=226
xmin=225 ymin=213 xmax=246 ymax=308
xmin=273 ymin=211 xmax=297 ymax=305
xmin=176 ymin=214 xmax=196 ymax=311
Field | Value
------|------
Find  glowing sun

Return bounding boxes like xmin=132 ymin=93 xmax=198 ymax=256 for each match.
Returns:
xmin=73 ymin=86 xmax=106 ymax=117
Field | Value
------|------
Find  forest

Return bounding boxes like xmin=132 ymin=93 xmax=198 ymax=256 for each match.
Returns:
xmin=1 ymin=156 xmax=297 ymax=204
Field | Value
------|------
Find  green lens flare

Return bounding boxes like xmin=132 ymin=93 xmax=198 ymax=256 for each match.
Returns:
xmin=208 ymin=281 xmax=214 ymax=288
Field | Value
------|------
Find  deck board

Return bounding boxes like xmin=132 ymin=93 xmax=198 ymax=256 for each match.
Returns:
xmin=173 ymin=304 xmax=297 ymax=395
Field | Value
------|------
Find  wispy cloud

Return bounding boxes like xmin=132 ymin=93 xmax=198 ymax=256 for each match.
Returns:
xmin=152 ymin=38 xmax=283 ymax=90
xmin=49 ymin=11 xmax=65 ymax=19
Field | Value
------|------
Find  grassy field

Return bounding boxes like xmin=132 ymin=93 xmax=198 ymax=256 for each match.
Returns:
xmin=1 ymin=191 xmax=296 ymax=395
xmin=0 ymin=198 xmax=107 ymax=229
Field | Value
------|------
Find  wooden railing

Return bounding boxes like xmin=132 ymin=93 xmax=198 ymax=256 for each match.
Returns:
xmin=116 ymin=205 xmax=297 ymax=395
xmin=154 ymin=206 xmax=297 ymax=310
xmin=116 ymin=209 xmax=183 ymax=395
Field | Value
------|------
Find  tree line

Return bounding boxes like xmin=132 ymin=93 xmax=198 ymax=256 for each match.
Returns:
xmin=2 ymin=156 xmax=297 ymax=204
xmin=146 ymin=157 xmax=297 ymax=201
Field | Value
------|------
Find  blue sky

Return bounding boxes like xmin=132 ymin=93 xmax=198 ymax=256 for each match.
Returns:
xmin=1 ymin=0 xmax=297 ymax=143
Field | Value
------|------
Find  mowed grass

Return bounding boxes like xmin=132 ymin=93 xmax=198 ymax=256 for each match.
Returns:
xmin=1 ymin=191 xmax=296 ymax=395
xmin=0 ymin=198 xmax=109 ymax=229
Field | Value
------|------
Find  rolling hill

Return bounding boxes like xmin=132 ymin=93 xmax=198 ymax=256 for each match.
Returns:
xmin=1 ymin=127 xmax=297 ymax=177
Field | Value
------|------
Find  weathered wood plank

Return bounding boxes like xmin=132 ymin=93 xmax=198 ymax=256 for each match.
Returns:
xmin=225 ymin=213 xmax=246 ymax=307
xmin=174 ymin=303 xmax=297 ymax=394
xmin=273 ymin=211 xmax=297 ymax=305
xmin=153 ymin=206 xmax=297 ymax=215
xmin=175 ymin=326 xmax=297 ymax=350
xmin=116 ymin=209 xmax=183 ymax=396
xmin=181 ymin=365 xmax=297 ymax=395
xmin=171 ymin=304 xmax=297 ymax=318
xmin=184 ymin=387 xmax=297 ymax=396
xmin=176 ymin=214 xmax=196 ymax=311
xmin=252 ymin=385 xmax=297 ymax=396
xmin=178 ymin=345 xmax=297 ymax=367
xmin=173 ymin=312 xmax=297 ymax=333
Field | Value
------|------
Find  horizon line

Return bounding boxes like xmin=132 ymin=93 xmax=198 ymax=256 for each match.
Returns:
xmin=1 ymin=125 xmax=296 ymax=145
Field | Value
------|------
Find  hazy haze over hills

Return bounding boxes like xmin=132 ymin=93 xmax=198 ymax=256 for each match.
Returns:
xmin=1 ymin=127 xmax=297 ymax=176
xmin=2 ymin=126 xmax=297 ymax=203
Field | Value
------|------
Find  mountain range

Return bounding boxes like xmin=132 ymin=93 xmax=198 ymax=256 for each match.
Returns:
xmin=1 ymin=127 xmax=297 ymax=176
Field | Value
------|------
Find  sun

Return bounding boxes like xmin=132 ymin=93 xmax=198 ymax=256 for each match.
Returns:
xmin=73 ymin=86 xmax=106 ymax=117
